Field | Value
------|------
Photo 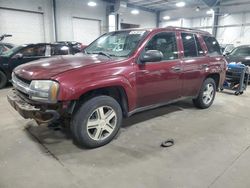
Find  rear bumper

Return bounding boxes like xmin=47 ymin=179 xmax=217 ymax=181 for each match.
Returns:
xmin=7 ymin=89 xmax=60 ymax=123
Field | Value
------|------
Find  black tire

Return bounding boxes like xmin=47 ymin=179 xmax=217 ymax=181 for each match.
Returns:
xmin=0 ymin=71 xmax=7 ymax=89
xmin=71 ymin=95 xmax=122 ymax=148
xmin=193 ymin=78 xmax=216 ymax=109
xmin=235 ymin=91 xmax=240 ymax=96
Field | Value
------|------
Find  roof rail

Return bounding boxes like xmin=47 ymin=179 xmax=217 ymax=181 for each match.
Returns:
xmin=164 ymin=26 xmax=211 ymax=34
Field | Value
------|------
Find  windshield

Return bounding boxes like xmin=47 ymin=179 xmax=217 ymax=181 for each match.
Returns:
xmin=1 ymin=45 xmax=25 ymax=57
xmin=85 ymin=30 xmax=148 ymax=57
xmin=230 ymin=47 xmax=250 ymax=56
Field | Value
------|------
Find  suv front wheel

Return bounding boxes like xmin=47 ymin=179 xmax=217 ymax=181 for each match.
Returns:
xmin=193 ymin=78 xmax=216 ymax=109
xmin=71 ymin=95 xmax=122 ymax=148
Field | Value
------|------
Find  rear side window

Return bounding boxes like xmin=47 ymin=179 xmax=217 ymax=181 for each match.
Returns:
xmin=145 ymin=32 xmax=178 ymax=61
xmin=203 ymin=36 xmax=222 ymax=56
xmin=51 ymin=45 xmax=70 ymax=55
xmin=181 ymin=33 xmax=204 ymax=58
xmin=195 ymin=35 xmax=205 ymax=56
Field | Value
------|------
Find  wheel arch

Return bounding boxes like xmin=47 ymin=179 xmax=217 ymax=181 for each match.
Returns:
xmin=205 ymin=73 xmax=220 ymax=89
xmin=73 ymin=86 xmax=129 ymax=117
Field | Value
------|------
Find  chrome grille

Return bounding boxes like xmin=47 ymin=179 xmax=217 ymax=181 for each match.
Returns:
xmin=15 ymin=74 xmax=31 ymax=84
xmin=12 ymin=74 xmax=30 ymax=94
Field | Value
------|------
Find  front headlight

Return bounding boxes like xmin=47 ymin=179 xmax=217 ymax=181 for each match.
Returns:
xmin=29 ymin=80 xmax=59 ymax=103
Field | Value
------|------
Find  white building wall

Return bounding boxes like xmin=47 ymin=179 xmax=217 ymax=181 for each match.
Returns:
xmin=161 ymin=19 xmax=182 ymax=27
xmin=0 ymin=0 xmax=157 ymax=44
xmin=0 ymin=0 xmax=54 ymax=43
xmin=119 ymin=7 xmax=156 ymax=28
xmin=217 ymin=12 xmax=250 ymax=45
xmin=55 ymin=0 xmax=107 ymax=42
xmin=159 ymin=1 xmax=250 ymax=46
xmin=160 ymin=17 xmax=212 ymax=34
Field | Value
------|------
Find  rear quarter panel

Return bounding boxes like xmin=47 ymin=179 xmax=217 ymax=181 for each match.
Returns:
xmin=198 ymin=34 xmax=227 ymax=90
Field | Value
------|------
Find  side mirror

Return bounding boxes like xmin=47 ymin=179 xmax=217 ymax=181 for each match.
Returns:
xmin=12 ymin=53 xmax=23 ymax=59
xmin=140 ymin=50 xmax=163 ymax=63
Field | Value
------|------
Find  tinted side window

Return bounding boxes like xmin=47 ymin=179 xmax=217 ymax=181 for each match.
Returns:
xmin=51 ymin=45 xmax=70 ymax=55
xmin=20 ymin=45 xmax=46 ymax=57
xmin=181 ymin=33 xmax=198 ymax=58
xmin=203 ymin=36 xmax=221 ymax=56
xmin=145 ymin=32 xmax=178 ymax=61
xmin=195 ymin=35 xmax=205 ymax=56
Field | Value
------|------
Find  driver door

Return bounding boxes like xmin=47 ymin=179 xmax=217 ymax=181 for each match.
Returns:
xmin=136 ymin=32 xmax=182 ymax=107
xmin=9 ymin=44 xmax=47 ymax=72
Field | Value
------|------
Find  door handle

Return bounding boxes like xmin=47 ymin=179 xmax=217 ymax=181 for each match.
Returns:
xmin=171 ymin=66 xmax=181 ymax=72
xmin=201 ymin=64 xmax=209 ymax=68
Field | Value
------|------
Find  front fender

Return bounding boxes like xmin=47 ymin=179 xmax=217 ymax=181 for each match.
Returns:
xmin=57 ymin=75 xmax=137 ymax=111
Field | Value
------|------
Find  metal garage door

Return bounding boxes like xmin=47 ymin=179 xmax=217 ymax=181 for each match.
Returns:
xmin=72 ymin=17 xmax=101 ymax=45
xmin=0 ymin=8 xmax=45 ymax=45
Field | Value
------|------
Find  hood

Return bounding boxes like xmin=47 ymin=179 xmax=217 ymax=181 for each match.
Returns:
xmin=226 ymin=55 xmax=250 ymax=66
xmin=14 ymin=54 xmax=116 ymax=80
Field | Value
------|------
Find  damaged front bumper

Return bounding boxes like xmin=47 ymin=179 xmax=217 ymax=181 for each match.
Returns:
xmin=7 ymin=89 xmax=60 ymax=123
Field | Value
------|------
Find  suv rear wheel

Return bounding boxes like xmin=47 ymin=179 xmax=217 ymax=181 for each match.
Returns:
xmin=193 ymin=78 xmax=216 ymax=109
xmin=0 ymin=71 xmax=7 ymax=89
xmin=71 ymin=95 xmax=122 ymax=148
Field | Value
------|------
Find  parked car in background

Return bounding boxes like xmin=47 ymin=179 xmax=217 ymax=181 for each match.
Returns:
xmin=220 ymin=44 xmax=234 ymax=55
xmin=0 ymin=42 xmax=76 ymax=88
xmin=8 ymin=27 xmax=226 ymax=148
xmin=0 ymin=34 xmax=15 ymax=55
xmin=225 ymin=45 xmax=250 ymax=66
xmin=56 ymin=41 xmax=86 ymax=54
xmin=0 ymin=42 xmax=15 ymax=54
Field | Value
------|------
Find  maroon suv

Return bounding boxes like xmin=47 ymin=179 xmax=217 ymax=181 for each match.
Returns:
xmin=8 ymin=27 xmax=226 ymax=148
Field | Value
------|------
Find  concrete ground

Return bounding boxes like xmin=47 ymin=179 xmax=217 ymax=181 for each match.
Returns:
xmin=0 ymin=86 xmax=250 ymax=188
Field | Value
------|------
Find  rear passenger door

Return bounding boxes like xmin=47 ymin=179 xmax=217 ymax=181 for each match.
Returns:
xmin=136 ymin=32 xmax=182 ymax=107
xmin=180 ymin=32 xmax=207 ymax=97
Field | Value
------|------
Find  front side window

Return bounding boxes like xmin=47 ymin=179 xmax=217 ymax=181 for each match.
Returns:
xmin=203 ymin=36 xmax=222 ymax=56
xmin=85 ymin=30 xmax=148 ymax=57
xmin=145 ymin=32 xmax=178 ymax=61
xmin=0 ymin=44 xmax=5 ymax=54
xmin=1 ymin=45 xmax=25 ymax=57
xmin=20 ymin=45 xmax=46 ymax=57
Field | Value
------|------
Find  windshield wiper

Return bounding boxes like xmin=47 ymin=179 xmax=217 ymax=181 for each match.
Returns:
xmin=87 ymin=51 xmax=112 ymax=59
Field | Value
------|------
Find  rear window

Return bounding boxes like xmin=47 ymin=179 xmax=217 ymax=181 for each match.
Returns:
xmin=203 ymin=36 xmax=221 ymax=56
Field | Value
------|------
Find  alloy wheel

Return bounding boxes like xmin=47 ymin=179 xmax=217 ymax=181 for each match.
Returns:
xmin=86 ymin=106 xmax=117 ymax=141
xmin=202 ymin=83 xmax=214 ymax=105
